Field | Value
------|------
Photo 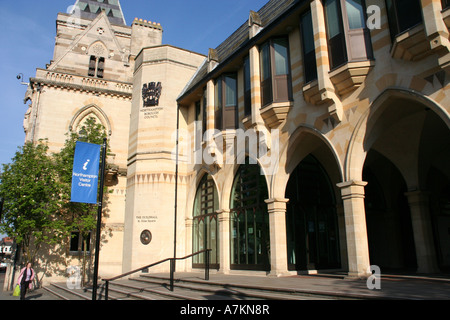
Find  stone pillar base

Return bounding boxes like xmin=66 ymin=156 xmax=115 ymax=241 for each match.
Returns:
xmin=265 ymin=198 xmax=290 ymax=277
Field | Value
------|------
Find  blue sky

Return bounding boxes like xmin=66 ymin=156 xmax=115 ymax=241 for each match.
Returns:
xmin=0 ymin=0 xmax=269 ymax=168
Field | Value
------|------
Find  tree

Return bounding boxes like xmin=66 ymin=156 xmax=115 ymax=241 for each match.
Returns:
xmin=0 ymin=140 xmax=69 ymax=265
xmin=54 ymin=117 xmax=108 ymax=285
xmin=0 ymin=117 xmax=109 ymax=285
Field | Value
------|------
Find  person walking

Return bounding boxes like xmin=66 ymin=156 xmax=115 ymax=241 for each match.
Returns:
xmin=17 ymin=262 xmax=35 ymax=300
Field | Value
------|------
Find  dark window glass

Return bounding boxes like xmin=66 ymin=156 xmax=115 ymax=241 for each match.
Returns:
xmin=193 ymin=174 xmax=219 ymax=268
xmin=385 ymin=0 xmax=423 ymax=41
xmin=230 ymin=159 xmax=270 ymax=271
xmin=195 ymin=101 xmax=201 ymax=123
xmin=195 ymin=100 xmax=202 ymax=147
xmin=215 ymin=74 xmax=237 ymax=130
xmin=97 ymin=57 xmax=105 ymax=78
xmin=202 ymin=90 xmax=207 ymax=135
xmin=88 ymin=55 xmax=105 ymax=78
xmin=70 ymin=232 xmax=91 ymax=253
xmin=300 ymin=10 xmax=318 ymax=83
xmin=215 ymin=78 xmax=223 ymax=131
xmin=443 ymin=0 xmax=450 ymax=9
xmin=260 ymin=38 xmax=292 ymax=107
xmin=324 ymin=0 xmax=348 ymax=68
xmin=70 ymin=232 xmax=79 ymax=252
xmin=285 ymin=155 xmax=340 ymax=270
xmin=88 ymin=56 xmax=97 ymax=77
xmin=244 ymin=56 xmax=251 ymax=117
xmin=260 ymin=42 xmax=273 ymax=107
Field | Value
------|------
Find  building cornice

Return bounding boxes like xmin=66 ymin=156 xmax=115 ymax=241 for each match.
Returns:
xmin=30 ymin=69 xmax=133 ymax=99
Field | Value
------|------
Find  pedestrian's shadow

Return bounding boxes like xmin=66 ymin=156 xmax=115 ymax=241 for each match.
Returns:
xmin=25 ymin=292 xmax=43 ymax=300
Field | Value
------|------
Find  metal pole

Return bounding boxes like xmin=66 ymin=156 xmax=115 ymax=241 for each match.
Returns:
xmin=170 ymin=259 xmax=174 ymax=292
xmin=205 ymin=250 xmax=210 ymax=281
xmin=105 ymin=281 xmax=109 ymax=301
xmin=92 ymin=138 xmax=107 ymax=301
xmin=172 ymin=105 xmax=180 ymax=285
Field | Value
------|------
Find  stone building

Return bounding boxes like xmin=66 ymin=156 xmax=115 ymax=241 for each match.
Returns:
xmin=22 ymin=0 xmax=450 ymax=285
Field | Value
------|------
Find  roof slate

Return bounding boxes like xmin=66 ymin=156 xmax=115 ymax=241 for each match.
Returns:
xmin=178 ymin=0 xmax=298 ymax=102
xmin=72 ymin=0 xmax=126 ymax=25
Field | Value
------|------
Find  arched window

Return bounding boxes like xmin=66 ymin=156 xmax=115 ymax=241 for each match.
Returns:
xmin=192 ymin=174 xmax=219 ymax=269
xmin=230 ymin=159 xmax=270 ymax=271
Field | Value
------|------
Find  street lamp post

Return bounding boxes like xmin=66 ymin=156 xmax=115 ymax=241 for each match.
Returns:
xmin=92 ymin=138 xmax=107 ymax=301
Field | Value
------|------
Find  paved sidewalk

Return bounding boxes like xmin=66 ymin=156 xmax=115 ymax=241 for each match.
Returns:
xmin=1 ymin=271 xmax=449 ymax=300
xmin=0 ymin=286 xmax=60 ymax=300
xmin=155 ymin=271 xmax=450 ymax=300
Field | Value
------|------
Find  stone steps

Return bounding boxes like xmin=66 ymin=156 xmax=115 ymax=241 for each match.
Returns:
xmin=44 ymin=273 xmax=365 ymax=300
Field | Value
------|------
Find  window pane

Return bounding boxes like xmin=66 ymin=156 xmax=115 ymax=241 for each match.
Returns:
xmin=244 ymin=56 xmax=251 ymax=117
xmin=324 ymin=0 xmax=347 ymax=68
xmin=244 ymin=56 xmax=251 ymax=90
xmin=387 ymin=0 xmax=423 ymax=38
xmin=215 ymin=79 xmax=222 ymax=111
xmin=274 ymin=38 xmax=289 ymax=76
xmin=324 ymin=0 xmax=342 ymax=39
xmin=224 ymin=75 xmax=237 ymax=107
xmin=301 ymin=11 xmax=315 ymax=54
xmin=88 ymin=56 xmax=96 ymax=77
xmin=346 ymin=0 xmax=365 ymax=29
xmin=443 ymin=0 xmax=450 ymax=9
xmin=396 ymin=0 xmax=422 ymax=33
xmin=301 ymin=10 xmax=318 ymax=83
xmin=260 ymin=43 xmax=271 ymax=81
xmin=70 ymin=232 xmax=79 ymax=251
xmin=230 ymin=159 xmax=270 ymax=270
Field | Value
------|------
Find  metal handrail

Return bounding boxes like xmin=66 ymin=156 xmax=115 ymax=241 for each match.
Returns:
xmin=102 ymin=249 xmax=211 ymax=300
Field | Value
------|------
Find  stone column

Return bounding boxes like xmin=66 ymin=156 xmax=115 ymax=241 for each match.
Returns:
xmin=310 ymin=0 xmax=343 ymax=123
xmin=217 ymin=209 xmax=230 ymax=274
xmin=248 ymin=45 xmax=264 ymax=127
xmin=404 ymin=191 xmax=439 ymax=274
xmin=337 ymin=181 xmax=371 ymax=278
xmin=206 ymin=79 xmax=216 ymax=132
xmin=184 ymin=217 xmax=194 ymax=272
xmin=265 ymin=198 xmax=290 ymax=277
xmin=336 ymin=203 xmax=348 ymax=271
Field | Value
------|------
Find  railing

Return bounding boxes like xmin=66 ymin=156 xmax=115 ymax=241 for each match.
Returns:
xmin=102 ymin=249 xmax=211 ymax=301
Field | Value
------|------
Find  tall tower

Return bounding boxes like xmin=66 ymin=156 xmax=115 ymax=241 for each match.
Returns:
xmin=21 ymin=0 xmax=163 ymax=282
xmin=123 ymin=46 xmax=205 ymax=272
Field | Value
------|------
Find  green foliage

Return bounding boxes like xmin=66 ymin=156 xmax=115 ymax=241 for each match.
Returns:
xmin=0 ymin=117 xmax=108 ymax=265
xmin=0 ymin=140 xmax=68 ymax=263
xmin=54 ymin=117 xmax=108 ymax=239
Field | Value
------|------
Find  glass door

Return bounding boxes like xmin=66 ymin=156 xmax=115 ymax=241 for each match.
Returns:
xmin=193 ymin=175 xmax=219 ymax=269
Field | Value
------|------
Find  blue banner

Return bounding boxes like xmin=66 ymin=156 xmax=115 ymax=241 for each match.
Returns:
xmin=70 ymin=141 xmax=101 ymax=204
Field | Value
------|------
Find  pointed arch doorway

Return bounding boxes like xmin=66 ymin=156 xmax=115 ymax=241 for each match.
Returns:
xmin=285 ymin=154 xmax=341 ymax=271
xmin=230 ymin=159 xmax=270 ymax=271
xmin=192 ymin=174 xmax=219 ymax=269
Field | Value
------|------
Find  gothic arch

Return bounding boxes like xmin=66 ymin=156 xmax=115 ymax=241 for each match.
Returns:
xmin=271 ymin=125 xmax=343 ymax=200
xmin=221 ymin=152 xmax=271 ymax=213
xmin=69 ymin=104 xmax=112 ymax=136
xmin=186 ymin=168 xmax=220 ymax=220
xmin=345 ymin=87 xmax=450 ymax=183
